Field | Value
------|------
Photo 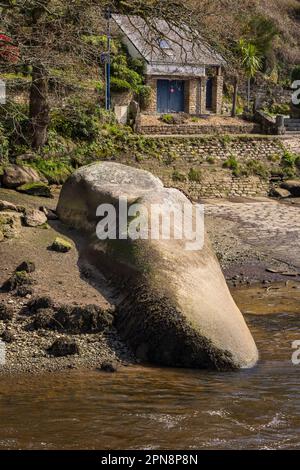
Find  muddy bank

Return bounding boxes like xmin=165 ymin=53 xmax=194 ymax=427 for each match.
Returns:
xmin=231 ymin=281 xmax=300 ymax=315
xmin=205 ymin=197 xmax=300 ymax=286
xmin=0 ymin=188 xmax=135 ymax=375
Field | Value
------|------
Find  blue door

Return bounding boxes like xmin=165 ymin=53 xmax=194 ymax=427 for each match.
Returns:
xmin=206 ymin=78 xmax=213 ymax=110
xmin=157 ymin=80 xmax=185 ymax=113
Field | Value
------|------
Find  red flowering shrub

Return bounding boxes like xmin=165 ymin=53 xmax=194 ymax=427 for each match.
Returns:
xmin=0 ymin=34 xmax=20 ymax=63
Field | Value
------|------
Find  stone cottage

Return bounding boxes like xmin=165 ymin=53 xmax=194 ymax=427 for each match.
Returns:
xmin=112 ymin=14 xmax=225 ymax=116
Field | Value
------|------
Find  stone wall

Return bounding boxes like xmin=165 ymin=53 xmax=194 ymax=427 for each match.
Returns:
xmin=139 ymin=122 xmax=260 ymax=135
xmin=120 ymin=135 xmax=286 ymax=199
xmin=212 ymin=75 xmax=223 ymax=115
xmin=145 ymin=77 xmax=157 ymax=114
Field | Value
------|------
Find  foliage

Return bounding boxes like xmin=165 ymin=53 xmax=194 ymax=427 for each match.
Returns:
xmin=223 ymin=155 xmax=239 ymax=171
xmin=0 ymin=124 xmax=9 ymax=163
xmin=172 ymin=170 xmax=186 ymax=182
xmin=0 ymin=101 xmax=29 ymax=154
xmin=281 ymin=150 xmax=298 ymax=169
xmin=160 ymin=114 xmax=176 ymax=125
xmin=246 ymin=160 xmax=269 ymax=179
xmin=291 ymin=66 xmax=300 ymax=82
xmin=188 ymin=168 xmax=202 ymax=182
xmin=50 ymin=101 xmax=116 ymax=142
xmin=25 ymin=158 xmax=72 ymax=184
xmin=237 ymin=39 xmax=262 ymax=78
xmin=110 ymin=77 xmax=132 ymax=93
xmin=137 ymin=85 xmax=152 ymax=110
xmin=263 ymin=103 xmax=290 ymax=116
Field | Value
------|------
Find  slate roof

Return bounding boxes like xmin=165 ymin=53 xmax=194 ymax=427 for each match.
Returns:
xmin=112 ymin=14 xmax=225 ymax=67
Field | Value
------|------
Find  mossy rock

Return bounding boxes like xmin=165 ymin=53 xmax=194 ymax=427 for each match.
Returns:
xmin=16 ymin=260 xmax=36 ymax=273
xmin=50 ymin=237 xmax=72 ymax=253
xmin=2 ymin=270 xmax=33 ymax=292
xmin=47 ymin=338 xmax=79 ymax=357
xmin=0 ymin=211 xmax=22 ymax=239
xmin=17 ymin=182 xmax=53 ymax=198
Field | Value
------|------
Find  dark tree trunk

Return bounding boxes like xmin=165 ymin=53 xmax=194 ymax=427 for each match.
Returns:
xmin=231 ymin=77 xmax=238 ymax=117
xmin=29 ymin=63 xmax=50 ymax=149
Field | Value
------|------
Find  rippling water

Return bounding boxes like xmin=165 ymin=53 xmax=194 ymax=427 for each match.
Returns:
xmin=0 ymin=313 xmax=300 ymax=450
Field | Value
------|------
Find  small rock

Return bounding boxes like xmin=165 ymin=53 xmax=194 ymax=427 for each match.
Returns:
xmin=1 ymin=329 xmax=15 ymax=343
xmin=15 ymin=285 xmax=34 ymax=297
xmin=23 ymin=209 xmax=47 ymax=227
xmin=47 ymin=338 xmax=79 ymax=357
xmin=2 ymin=164 xmax=45 ymax=189
xmin=2 ymin=271 xmax=32 ymax=292
xmin=270 ymin=187 xmax=291 ymax=199
xmin=16 ymin=260 xmax=36 ymax=273
xmin=0 ymin=200 xmax=18 ymax=212
xmin=281 ymin=180 xmax=300 ymax=197
xmin=0 ymin=211 xmax=22 ymax=239
xmin=33 ymin=308 xmax=55 ymax=330
xmin=40 ymin=206 xmax=58 ymax=220
xmin=266 ymin=267 xmax=283 ymax=273
xmin=0 ymin=230 xmax=4 ymax=242
xmin=27 ymin=296 xmax=54 ymax=314
xmin=0 ymin=304 xmax=14 ymax=321
xmin=100 ymin=361 xmax=118 ymax=373
xmin=50 ymin=237 xmax=72 ymax=253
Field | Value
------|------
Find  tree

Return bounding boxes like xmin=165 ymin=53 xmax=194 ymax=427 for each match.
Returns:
xmin=237 ymin=39 xmax=262 ymax=110
xmin=0 ymin=0 xmax=256 ymax=151
xmin=1 ymin=0 xmax=106 ymax=149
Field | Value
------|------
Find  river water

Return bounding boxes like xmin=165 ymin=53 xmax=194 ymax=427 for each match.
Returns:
xmin=0 ymin=312 xmax=300 ymax=450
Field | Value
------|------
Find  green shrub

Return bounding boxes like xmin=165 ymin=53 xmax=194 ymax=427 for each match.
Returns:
xmin=111 ymin=53 xmax=143 ymax=91
xmin=110 ymin=77 xmax=132 ymax=93
xmin=0 ymin=124 xmax=9 ymax=164
xmin=50 ymin=102 xmax=116 ymax=142
xmin=0 ymin=102 xmax=29 ymax=156
xmin=281 ymin=150 xmax=297 ymax=168
xmin=219 ymin=135 xmax=232 ymax=147
xmin=188 ymin=168 xmax=202 ymax=182
xmin=283 ymin=167 xmax=296 ymax=178
xmin=223 ymin=155 xmax=239 ymax=171
xmin=206 ymin=156 xmax=216 ymax=164
xmin=172 ymin=170 xmax=186 ymax=182
xmin=137 ymin=85 xmax=152 ymax=110
xmin=263 ymin=103 xmax=290 ymax=116
xmin=26 ymin=158 xmax=73 ymax=184
xmin=160 ymin=114 xmax=175 ymax=125
xmin=246 ymin=160 xmax=269 ymax=179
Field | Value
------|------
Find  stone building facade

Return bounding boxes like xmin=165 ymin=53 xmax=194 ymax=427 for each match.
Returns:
xmin=112 ymin=14 xmax=225 ymax=116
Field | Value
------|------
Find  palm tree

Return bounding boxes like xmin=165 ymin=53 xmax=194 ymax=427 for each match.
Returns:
xmin=238 ymin=39 xmax=262 ymax=110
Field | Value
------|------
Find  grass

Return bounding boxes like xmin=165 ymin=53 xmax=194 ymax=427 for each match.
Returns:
xmin=188 ymin=168 xmax=202 ymax=182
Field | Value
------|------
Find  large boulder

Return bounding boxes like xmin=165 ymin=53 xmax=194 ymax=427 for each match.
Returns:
xmin=1 ymin=164 xmax=44 ymax=189
xmin=281 ymin=180 xmax=300 ymax=197
xmin=57 ymin=162 xmax=258 ymax=370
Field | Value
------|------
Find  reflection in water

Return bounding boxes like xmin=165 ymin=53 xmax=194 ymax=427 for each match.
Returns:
xmin=0 ymin=313 xmax=300 ymax=450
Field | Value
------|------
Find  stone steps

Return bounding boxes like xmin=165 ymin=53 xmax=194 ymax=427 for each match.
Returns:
xmin=284 ymin=119 xmax=300 ymax=133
